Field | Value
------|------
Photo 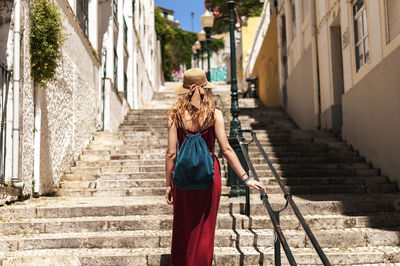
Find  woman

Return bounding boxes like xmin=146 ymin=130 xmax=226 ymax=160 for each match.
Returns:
xmin=165 ymin=68 xmax=265 ymax=266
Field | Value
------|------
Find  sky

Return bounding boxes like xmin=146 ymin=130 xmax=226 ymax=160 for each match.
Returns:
xmin=154 ymin=0 xmax=206 ymax=33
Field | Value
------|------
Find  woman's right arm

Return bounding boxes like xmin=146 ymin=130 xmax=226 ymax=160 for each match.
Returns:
xmin=214 ymin=109 xmax=265 ymax=190
xmin=165 ymin=117 xmax=177 ymax=205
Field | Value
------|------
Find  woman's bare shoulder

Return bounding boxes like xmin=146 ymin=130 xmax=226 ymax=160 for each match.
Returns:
xmin=214 ymin=108 xmax=224 ymax=121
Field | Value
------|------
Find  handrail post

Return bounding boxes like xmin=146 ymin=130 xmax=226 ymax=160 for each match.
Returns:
xmin=273 ymin=210 xmax=281 ymax=266
xmin=237 ymin=129 xmax=331 ymax=266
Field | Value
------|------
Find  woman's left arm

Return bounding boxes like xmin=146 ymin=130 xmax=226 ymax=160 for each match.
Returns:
xmin=165 ymin=117 xmax=177 ymax=205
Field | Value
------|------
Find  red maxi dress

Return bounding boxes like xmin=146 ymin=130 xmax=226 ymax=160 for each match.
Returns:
xmin=170 ymin=121 xmax=222 ymax=266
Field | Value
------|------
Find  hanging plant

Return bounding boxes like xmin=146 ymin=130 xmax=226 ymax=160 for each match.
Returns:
xmin=29 ymin=0 xmax=66 ymax=85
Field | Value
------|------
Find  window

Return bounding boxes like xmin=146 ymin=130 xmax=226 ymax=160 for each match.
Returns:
xmin=113 ymin=0 xmax=118 ymax=19
xmin=385 ymin=0 xmax=400 ymax=42
xmin=124 ymin=72 xmax=128 ymax=99
xmin=290 ymin=0 xmax=296 ymax=40
xmin=76 ymin=0 xmax=88 ymax=35
xmin=353 ymin=0 xmax=369 ymax=71
xmin=123 ymin=18 xmax=128 ymax=45
xmin=114 ymin=48 xmax=118 ymax=90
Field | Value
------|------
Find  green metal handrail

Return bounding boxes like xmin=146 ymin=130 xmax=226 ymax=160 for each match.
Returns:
xmin=236 ymin=129 xmax=332 ymax=266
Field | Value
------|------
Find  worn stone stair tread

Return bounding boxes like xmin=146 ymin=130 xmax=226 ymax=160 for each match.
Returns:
xmin=2 ymin=193 xmax=398 ymax=210
xmin=0 ymin=228 xmax=236 ymax=240
xmin=3 ymin=213 xmax=400 ymax=234
xmin=56 ymin=187 xmax=231 ymax=196
xmin=237 ymin=213 xmax=400 ymax=230
xmin=1 ymin=228 xmax=399 ymax=252
xmin=0 ymin=230 xmax=237 ymax=251
xmin=0 ymin=247 xmax=239 ymax=262
xmin=256 ymin=246 xmax=400 ymax=264
xmin=58 ymin=182 xmax=396 ymax=196
xmin=76 ymin=156 xmax=365 ymax=164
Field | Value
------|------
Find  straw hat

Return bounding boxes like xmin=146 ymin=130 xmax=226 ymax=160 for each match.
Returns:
xmin=173 ymin=68 xmax=214 ymax=95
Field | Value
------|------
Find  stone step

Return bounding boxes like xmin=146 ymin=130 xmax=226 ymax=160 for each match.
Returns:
xmin=119 ymin=124 xmax=297 ymax=132
xmin=69 ymin=165 xmax=379 ymax=177
xmin=246 ymin=193 xmax=400 ymax=216
xmin=79 ymin=151 xmax=361 ymax=165
xmin=3 ymin=212 xmax=400 ymax=236
xmin=85 ymin=143 xmax=349 ymax=153
xmin=75 ymin=158 xmax=371 ymax=170
xmin=1 ymin=227 xmax=399 ymax=252
xmin=62 ymin=172 xmax=389 ymax=188
xmin=55 ymin=186 xmax=232 ymax=197
xmin=1 ymin=246 xmax=399 ymax=265
xmin=0 ymin=229 xmax=238 ymax=252
xmin=78 ymin=154 xmax=365 ymax=164
xmin=2 ymin=194 xmax=398 ymax=220
xmin=0 ymin=196 xmax=237 ymax=219
xmin=58 ymin=182 xmax=397 ymax=197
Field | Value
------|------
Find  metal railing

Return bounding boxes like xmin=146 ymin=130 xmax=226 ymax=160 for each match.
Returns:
xmin=0 ymin=62 xmax=11 ymax=185
xmin=236 ymin=129 xmax=331 ymax=266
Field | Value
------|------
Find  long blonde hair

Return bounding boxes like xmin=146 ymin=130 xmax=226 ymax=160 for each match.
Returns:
xmin=167 ymin=88 xmax=215 ymax=127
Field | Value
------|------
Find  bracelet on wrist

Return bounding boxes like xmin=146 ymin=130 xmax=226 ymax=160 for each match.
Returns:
xmin=243 ymin=177 xmax=251 ymax=184
xmin=239 ymin=172 xmax=247 ymax=179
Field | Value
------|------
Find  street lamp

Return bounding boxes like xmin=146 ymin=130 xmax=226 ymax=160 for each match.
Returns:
xmin=192 ymin=45 xmax=198 ymax=68
xmin=227 ymin=0 xmax=247 ymax=196
xmin=201 ymin=9 xmax=214 ymax=81
xmin=198 ymin=29 xmax=206 ymax=71
xmin=194 ymin=41 xmax=201 ymax=69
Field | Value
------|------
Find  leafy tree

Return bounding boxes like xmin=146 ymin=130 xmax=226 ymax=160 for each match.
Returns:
xmin=155 ymin=6 xmax=224 ymax=81
xmin=206 ymin=0 xmax=264 ymax=34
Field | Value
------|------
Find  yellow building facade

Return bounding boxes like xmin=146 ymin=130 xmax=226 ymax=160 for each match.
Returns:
xmin=243 ymin=1 xmax=280 ymax=107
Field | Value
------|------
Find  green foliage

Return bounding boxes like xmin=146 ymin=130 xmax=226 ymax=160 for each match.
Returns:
xmin=207 ymin=0 xmax=264 ymax=34
xmin=30 ymin=0 xmax=66 ymax=86
xmin=155 ymin=6 xmax=224 ymax=81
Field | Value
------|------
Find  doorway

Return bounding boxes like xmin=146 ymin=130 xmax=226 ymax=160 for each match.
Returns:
xmin=329 ymin=16 xmax=344 ymax=130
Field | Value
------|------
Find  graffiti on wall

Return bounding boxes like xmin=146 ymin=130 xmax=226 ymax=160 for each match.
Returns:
xmin=210 ymin=67 xmax=227 ymax=82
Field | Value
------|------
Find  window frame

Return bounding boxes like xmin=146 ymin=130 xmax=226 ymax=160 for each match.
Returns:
xmin=114 ymin=48 xmax=118 ymax=90
xmin=352 ymin=0 xmax=369 ymax=71
xmin=76 ymin=0 xmax=88 ymax=36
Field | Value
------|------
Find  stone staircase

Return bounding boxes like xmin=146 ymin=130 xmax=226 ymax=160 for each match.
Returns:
xmin=0 ymin=83 xmax=400 ymax=265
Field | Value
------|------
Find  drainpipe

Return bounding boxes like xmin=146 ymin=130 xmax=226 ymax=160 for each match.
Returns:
xmin=310 ymin=0 xmax=322 ymax=129
xmin=12 ymin=0 xmax=23 ymax=189
xmin=33 ymin=87 xmax=41 ymax=196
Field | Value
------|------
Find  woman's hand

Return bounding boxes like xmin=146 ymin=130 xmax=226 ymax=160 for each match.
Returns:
xmin=245 ymin=179 xmax=266 ymax=190
xmin=165 ymin=186 xmax=173 ymax=205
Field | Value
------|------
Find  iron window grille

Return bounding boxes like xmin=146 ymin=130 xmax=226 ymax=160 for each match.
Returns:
xmin=353 ymin=0 xmax=369 ymax=71
xmin=124 ymin=72 xmax=128 ymax=99
xmin=76 ymin=0 xmax=88 ymax=36
xmin=123 ymin=18 xmax=128 ymax=45
xmin=114 ymin=48 xmax=118 ymax=90
xmin=290 ymin=0 xmax=296 ymax=41
xmin=113 ymin=0 xmax=118 ymax=20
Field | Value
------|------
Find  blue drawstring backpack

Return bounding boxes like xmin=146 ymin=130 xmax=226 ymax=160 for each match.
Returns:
xmin=173 ymin=113 xmax=214 ymax=190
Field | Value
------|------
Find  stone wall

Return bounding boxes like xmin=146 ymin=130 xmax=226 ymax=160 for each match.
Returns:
xmin=17 ymin=0 xmax=100 ymax=195
xmin=342 ymin=44 xmax=400 ymax=189
xmin=285 ymin=45 xmax=316 ymax=129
